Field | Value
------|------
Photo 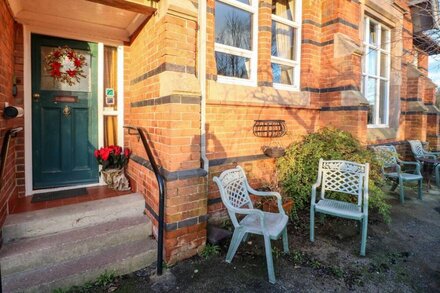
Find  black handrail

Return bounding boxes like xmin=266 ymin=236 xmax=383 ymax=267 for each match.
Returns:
xmin=123 ymin=125 xmax=165 ymax=276
xmin=0 ymin=127 xmax=23 ymax=293
xmin=0 ymin=127 xmax=23 ymax=190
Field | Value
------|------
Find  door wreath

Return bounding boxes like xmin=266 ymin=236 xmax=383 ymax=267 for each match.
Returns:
xmin=45 ymin=46 xmax=87 ymax=85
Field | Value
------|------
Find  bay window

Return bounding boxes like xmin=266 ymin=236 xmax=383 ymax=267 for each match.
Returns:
xmin=362 ymin=17 xmax=391 ymax=127
xmin=215 ymin=0 xmax=258 ymax=85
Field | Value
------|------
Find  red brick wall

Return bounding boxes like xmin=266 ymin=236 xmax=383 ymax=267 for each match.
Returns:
xmin=123 ymin=0 xmax=440 ymax=265
xmin=0 ymin=0 xmax=24 ymax=227
xmin=124 ymin=9 xmax=207 ymax=264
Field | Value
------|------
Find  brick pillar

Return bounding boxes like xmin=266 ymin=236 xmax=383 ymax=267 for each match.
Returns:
xmin=315 ymin=0 xmax=367 ymax=143
xmin=125 ymin=3 xmax=208 ymax=264
xmin=257 ymin=0 xmax=272 ymax=86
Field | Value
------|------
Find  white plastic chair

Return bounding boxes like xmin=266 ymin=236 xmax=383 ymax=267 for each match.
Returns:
xmin=373 ymin=145 xmax=422 ymax=203
xmin=408 ymin=140 xmax=440 ymax=186
xmin=213 ymin=166 xmax=289 ymax=284
xmin=310 ymin=159 xmax=369 ymax=256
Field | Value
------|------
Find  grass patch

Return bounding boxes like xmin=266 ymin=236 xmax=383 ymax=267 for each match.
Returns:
xmin=199 ymin=244 xmax=220 ymax=259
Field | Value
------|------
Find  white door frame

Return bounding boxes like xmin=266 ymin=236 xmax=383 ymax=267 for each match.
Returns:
xmin=23 ymin=25 xmax=125 ymax=196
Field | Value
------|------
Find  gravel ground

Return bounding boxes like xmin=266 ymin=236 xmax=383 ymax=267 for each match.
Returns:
xmin=75 ymin=186 xmax=440 ymax=293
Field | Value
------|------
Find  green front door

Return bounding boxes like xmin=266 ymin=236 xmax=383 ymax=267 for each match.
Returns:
xmin=32 ymin=34 xmax=98 ymax=189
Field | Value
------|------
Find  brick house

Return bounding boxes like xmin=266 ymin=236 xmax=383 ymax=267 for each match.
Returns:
xmin=0 ymin=0 xmax=439 ymax=273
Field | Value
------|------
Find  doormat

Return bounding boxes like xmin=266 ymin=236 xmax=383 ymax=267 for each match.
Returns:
xmin=31 ymin=188 xmax=88 ymax=203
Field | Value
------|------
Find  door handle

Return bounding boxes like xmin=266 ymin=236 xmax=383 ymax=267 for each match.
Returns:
xmin=33 ymin=93 xmax=40 ymax=102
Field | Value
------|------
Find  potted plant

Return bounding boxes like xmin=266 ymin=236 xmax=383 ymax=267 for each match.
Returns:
xmin=94 ymin=145 xmax=131 ymax=191
xmin=255 ymin=175 xmax=294 ymax=215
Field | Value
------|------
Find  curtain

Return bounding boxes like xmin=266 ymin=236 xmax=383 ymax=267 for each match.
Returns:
xmin=275 ymin=0 xmax=295 ymax=84
xmin=103 ymin=46 xmax=118 ymax=146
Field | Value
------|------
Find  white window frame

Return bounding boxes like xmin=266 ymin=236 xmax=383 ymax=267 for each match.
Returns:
xmin=271 ymin=0 xmax=302 ymax=91
xmin=362 ymin=16 xmax=391 ymax=128
xmin=214 ymin=0 xmax=258 ymax=86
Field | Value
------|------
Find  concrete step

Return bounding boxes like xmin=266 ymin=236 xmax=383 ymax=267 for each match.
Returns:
xmin=2 ymin=238 xmax=157 ymax=293
xmin=0 ymin=215 xmax=152 ymax=276
xmin=2 ymin=193 xmax=146 ymax=242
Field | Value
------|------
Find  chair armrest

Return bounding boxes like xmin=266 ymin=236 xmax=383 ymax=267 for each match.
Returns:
xmin=419 ymin=154 xmax=436 ymax=160
xmin=247 ymin=187 xmax=285 ymax=215
xmin=399 ymin=160 xmax=421 ymax=175
xmin=428 ymin=151 xmax=440 ymax=157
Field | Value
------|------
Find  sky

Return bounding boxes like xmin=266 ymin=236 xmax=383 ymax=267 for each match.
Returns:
xmin=429 ymin=56 xmax=440 ymax=87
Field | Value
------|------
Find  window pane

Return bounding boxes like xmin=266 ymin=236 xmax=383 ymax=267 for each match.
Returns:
xmin=380 ymin=52 xmax=389 ymax=77
xmin=104 ymin=115 xmax=118 ymax=146
xmin=381 ymin=27 xmax=389 ymax=50
xmin=215 ymin=1 xmax=252 ymax=50
xmin=367 ymin=48 xmax=378 ymax=75
xmin=235 ymin=0 xmax=250 ymax=4
xmin=216 ymin=52 xmax=250 ymax=78
xmin=369 ymin=22 xmax=376 ymax=45
xmin=379 ymin=80 xmax=388 ymax=124
xmin=272 ymin=0 xmax=295 ymax=21
xmin=366 ymin=78 xmax=377 ymax=124
xmin=104 ymin=46 xmax=118 ymax=110
xmin=271 ymin=21 xmax=295 ymax=60
xmin=272 ymin=63 xmax=294 ymax=85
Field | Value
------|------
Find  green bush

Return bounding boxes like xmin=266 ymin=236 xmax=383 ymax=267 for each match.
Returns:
xmin=277 ymin=127 xmax=390 ymax=222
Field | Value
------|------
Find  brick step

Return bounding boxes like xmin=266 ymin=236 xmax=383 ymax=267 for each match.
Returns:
xmin=2 ymin=193 xmax=146 ymax=242
xmin=2 ymin=238 xmax=156 ymax=293
xmin=0 ymin=215 xmax=152 ymax=276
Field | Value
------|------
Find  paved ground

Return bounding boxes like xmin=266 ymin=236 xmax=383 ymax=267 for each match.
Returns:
xmin=72 ymin=186 xmax=440 ymax=293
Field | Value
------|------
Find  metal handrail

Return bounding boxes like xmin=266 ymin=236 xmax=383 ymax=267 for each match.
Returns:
xmin=0 ymin=127 xmax=23 ymax=292
xmin=123 ymin=125 xmax=165 ymax=276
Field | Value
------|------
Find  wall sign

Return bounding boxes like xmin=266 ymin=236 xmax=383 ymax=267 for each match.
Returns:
xmin=105 ymin=88 xmax=115 ymax=105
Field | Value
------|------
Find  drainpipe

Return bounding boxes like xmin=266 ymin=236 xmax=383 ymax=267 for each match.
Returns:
xmin=198 ymin=0 xmax=209 ymax=172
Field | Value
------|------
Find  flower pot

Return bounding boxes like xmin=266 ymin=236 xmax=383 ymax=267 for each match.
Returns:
xmin=101 ymin=168 xmax=130 ymax=191
xmin=263 ymin=198 xmax=294 ymax=214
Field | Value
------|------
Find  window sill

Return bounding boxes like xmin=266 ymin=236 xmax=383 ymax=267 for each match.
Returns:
xmin=216 ymin=76 xmax=257 ymax=87
xmin=273 ymin=83 xmax=299 ymax=92
xmin=367 ymin=124 xmax=389 ymax=129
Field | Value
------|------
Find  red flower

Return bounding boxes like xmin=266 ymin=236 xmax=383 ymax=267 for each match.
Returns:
xmin=53 ymin=50 xmax=61 ymax=58
xmin=124 ymin=148 xmax=130 ymax=158
xmin=115 ymin=146 xmax=122 ymax=156
xmin=51 ymin=62 xmax=61 ymax=70
xmin=94 ymin=150 xmax=99 ymax=158
xmin=101 ymin=149 xmax=111 ymax=161
xmin=74 ymin=58 xmax=82 ymax=68
xmin=66 ymin=70 xmax=77 ymax=77
xmin=51 ymin=69 xmax=61 ymax=77
xmin=67 ymin=51 xmax=74 ymax=59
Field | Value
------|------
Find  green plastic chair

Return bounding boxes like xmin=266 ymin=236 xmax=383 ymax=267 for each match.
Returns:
xmin=310 ymin=159 xmax=369 ymax=256
xmin=408 ymin=140 xmax=440 ymax=187
xmin=213 ymin=166 xmax=289 ymax=284
xmin=374 ymin=145 xmax=423 ymax=203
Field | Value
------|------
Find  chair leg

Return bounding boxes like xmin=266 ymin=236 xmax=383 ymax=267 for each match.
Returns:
xmin=242 ymin=233 xmax=249 ymax=243
xmin=310 ymin=206 xmax=315 ymax=242
xmin=263 ymin=235 xmax=276 ymax=284
xmin=360 ymin=216 xmax=368 ymax=257
xmin=436 ymin=165 xmax=440 ymax=187
xmin=399 ymin=178 xmax=405 ymax=204
xmin=226 ymin=229 xmax=245 ymax=263
xmin=418 ymin=179 xmax=423 ymax=200
xmin=282 ymin=227 xmax=289 ymax=254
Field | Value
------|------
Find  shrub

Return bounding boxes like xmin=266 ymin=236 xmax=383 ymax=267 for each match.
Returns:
xmin=276 ymin=127 xmax=390 ymax=222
